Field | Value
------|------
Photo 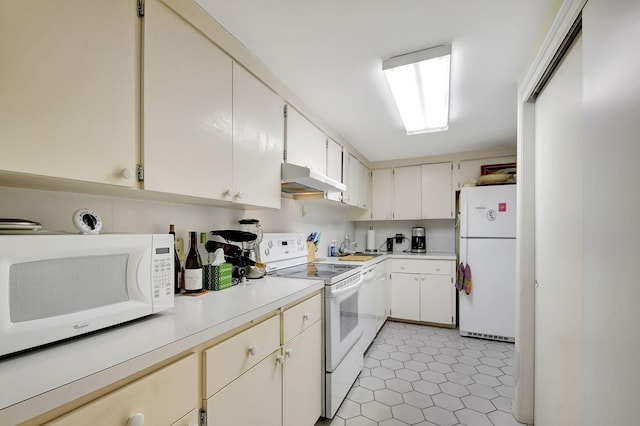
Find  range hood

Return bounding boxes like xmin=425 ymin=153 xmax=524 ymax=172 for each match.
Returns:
xmin=281 ymin=163 xmax=346 ymax=194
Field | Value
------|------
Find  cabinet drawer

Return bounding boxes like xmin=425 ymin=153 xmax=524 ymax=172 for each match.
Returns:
xmin=391 ymin=259 xmax=453 ymax=275
xmin=46 ymin=353 xmax=197 ymax=426
xmin=283 ymin=293 xmax=322 ymax=343
xmin=204 ymin=314 xmax=280 ymax=398
xmin=205 ymin=350 xmax=282 ymax=426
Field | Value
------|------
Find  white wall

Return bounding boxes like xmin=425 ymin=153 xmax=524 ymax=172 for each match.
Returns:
xmin=353 ymin=219 xmax=455 ymax=254
xmin=0 ymin=186 xmax=244 ymax=243
xmin=245 ymin=198 xmax=354 ymax=258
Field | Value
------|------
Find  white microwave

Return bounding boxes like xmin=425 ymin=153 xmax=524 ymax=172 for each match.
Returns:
xmin=0 ymin=233 xmax=174 ymax=357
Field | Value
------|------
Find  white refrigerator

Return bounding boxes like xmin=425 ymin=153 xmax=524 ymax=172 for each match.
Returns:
xmin=458 ymin=184 xmax=516 ymax=342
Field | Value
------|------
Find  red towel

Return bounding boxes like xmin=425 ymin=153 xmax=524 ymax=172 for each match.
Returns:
xmin=463 ymin=264 xmax=472 ymax=295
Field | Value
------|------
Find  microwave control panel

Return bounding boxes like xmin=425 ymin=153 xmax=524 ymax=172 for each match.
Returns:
xmin=151 ymin=234 xmax=175 ymax=312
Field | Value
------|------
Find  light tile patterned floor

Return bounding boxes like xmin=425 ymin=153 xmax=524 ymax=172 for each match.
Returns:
xmin=316 ymin=321 xmax=526 ymax=426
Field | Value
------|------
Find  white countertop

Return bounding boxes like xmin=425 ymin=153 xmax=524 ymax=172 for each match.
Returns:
xmin=316 ymin=252 xmax=457 ymax=268
xmin=0 ymin=276 xmax=323 ymax=423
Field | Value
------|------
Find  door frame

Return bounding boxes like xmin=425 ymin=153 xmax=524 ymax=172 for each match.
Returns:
xmin=514 ymin=0 xmax=587 ymax=423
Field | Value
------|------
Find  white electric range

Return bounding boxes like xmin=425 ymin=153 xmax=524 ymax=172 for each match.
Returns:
xmin=259 ymin=233 xmax=364 ymax=419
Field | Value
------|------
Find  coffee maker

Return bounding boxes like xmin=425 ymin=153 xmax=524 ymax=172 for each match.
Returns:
xmin=411 ymin=227 xmax=426 ymax=253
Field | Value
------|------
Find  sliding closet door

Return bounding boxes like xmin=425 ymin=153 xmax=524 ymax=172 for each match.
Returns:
xmin=533 ymin=34 xmax=583 ymax=425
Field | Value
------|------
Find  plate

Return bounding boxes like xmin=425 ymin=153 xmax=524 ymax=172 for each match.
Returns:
xmin=478 ymin=173 xmax=510 ymax=184
xmin=0 ymin=219 xmax=42 ymax=231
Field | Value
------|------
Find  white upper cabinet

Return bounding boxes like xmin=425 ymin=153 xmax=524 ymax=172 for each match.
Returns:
xmin=143 ymin=0 xmax=233 ymax=200
xmin=393 ymin=166 xmax=422 ymax=219
xmin=285 ymin=107 xmax=327 ymax=175
xmin=232 ymin=63 xmax=284 ymax=208
xmin=326 ymin=138 xmax=343 ymax=202
xmin=345 ymin=153 xmax=371 ymax=211
xmin=371 ymin=169 xmax=393 ymax=220
xmin=421 ymin=162 xmax=453 ymax=219
xmin=0 ymin=0 xmax=138 ymax=187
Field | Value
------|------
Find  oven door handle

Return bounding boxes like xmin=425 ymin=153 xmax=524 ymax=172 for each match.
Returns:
xmin=327 ymin=274 xmax=363 ymax=297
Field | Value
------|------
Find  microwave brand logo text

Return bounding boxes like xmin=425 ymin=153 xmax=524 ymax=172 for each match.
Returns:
xmin=73 ymin=322 xmax=90 ymax=332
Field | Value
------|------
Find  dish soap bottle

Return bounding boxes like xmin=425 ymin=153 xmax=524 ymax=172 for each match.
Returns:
xmin=329 ymin=240 xmax=336 ymax=257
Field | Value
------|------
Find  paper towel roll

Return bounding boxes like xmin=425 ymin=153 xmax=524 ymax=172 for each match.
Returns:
xmin=366 ymin=229 xmax=375 ymax=251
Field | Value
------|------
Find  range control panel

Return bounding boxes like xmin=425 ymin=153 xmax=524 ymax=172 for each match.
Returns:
xmin=258 ymin=233 xmax=307 ymax=271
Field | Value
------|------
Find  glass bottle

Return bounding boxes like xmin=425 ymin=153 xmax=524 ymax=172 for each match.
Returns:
xmin=199 ymin=232 xmax=210 ymax=265
xmin=169 ymin=224 xmax=181 ymax=294
xmin=184 ymin=231 xmax=203 ymax=293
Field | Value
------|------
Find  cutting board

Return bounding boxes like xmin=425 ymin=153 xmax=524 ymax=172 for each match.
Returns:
xmin=339 ymin=255 xmax=374 ymax=262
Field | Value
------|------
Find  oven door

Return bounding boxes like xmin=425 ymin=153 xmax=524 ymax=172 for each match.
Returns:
xmin=325 ymin=274 xmax=364 ymax=372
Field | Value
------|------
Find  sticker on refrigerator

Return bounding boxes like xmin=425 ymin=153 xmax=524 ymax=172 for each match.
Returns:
xmin=487 ymin=210 xmax=497 ymax=221
xmin=499 ymin=202 xmax=507 ymax=212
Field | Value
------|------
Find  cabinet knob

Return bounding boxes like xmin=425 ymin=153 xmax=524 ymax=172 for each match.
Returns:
xmin=235 ymin=192 xmax=242 ymax=199
xmin=121 ymin=168 xmax=132 ymax=180
xmin=303 ymin=313 xmax=310 ymax=321
xmin=223 ymin=189 xmax=232 ymax=197
xmin=285 ymin=348 xmax=293 ymax=358
xmin=276 ymin=355 xmax=285 ymax=365
xmin=127 ymin=413 xmax=145 ymax=426
xmin=248 ymin=345 xmax=257 ymax=356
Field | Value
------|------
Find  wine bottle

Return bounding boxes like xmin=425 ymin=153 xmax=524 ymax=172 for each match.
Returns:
xmin=199 ymin=232 xmax=210 ymax=265
xmin=184 ymin=231 xmax=203 ymax=293
xmin=169 ymin=224 xmax=181 ymax=294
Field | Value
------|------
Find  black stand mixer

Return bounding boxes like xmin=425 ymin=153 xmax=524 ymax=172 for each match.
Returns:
xmin=207 ymin=219 xmax=265 ymax=280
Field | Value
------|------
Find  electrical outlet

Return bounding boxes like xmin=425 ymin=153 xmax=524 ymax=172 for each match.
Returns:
xmin=176 ymin=237 xmax=185 ymax=261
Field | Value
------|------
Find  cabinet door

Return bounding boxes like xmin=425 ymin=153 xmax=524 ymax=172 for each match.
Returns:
xmin=393 ymin=166 xmax=421 ymax=219
xmin=143 ymin=0 xmax=233 ymax=199
xmin=286 ymin=107 xmax=327 ymax=175
xmin=359 ymin=162 xmax=371 ymax=209
xmin=390 ymin=272 xmax=420 ymax=321
xmin=421 ymin=162 xmax=454 ymax=219
xmin=46 ymin=354 xmax=198 ymax=426
xmin=0 ymin=1 xmax=138 ymax=187
xmin=326 ymin=138 xmax=343 ymax=202
xmin=206 ymin=350 xmax=282 ymax=426
xmin=344 ymin=153 xmax=361 ymax=207
xmin=283 ymin=321 xmax=322 ymax=426
xmin=371 ymin=169 xmax=393 ymax=220
xmin=420 ymin=274 xmax=455 ymax=325
xmin=232 ymin=63 xmax=283 ymax=208
xmin=375 ymin=261 xmax=389 ymax=331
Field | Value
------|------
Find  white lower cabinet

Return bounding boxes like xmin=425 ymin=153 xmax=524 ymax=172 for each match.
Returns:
xmin=390 ymin=259 xmax=456 ymax=326
xmin=46 ymin=354 xmax=198 ymax=426
xmin=206 ymin=350 xmax=283 ymax=426
xmin=204 ymin=293 xmax=322 ymax=426
xmin=283 ymin=321 xmax=322 ymax=426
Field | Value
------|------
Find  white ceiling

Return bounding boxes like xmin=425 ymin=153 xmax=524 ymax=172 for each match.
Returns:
xmin=195 ymin=0 xmax=555 ymax=162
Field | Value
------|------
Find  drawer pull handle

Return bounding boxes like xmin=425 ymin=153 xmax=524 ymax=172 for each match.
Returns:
xmin=127 ymin=413 xmax=145 ymax=426
xmin=285 ymin=348 xmax=293 ymax=358
xmin=276 ymin=355 xmax=285 ymax=365
xmin=248 ymin=345 xmax=257 ymax=356
xmin=303 ymin=313 xmax=310 ymax=321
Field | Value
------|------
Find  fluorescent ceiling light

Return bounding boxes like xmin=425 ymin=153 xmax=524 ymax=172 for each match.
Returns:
xmin=383 ymin=44 xmax=451 ymax=135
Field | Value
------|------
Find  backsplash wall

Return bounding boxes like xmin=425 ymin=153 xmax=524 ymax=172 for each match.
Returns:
xmin=0 ymin=186 xmax=244 ymax=242
xmin=0 ymin=187 xmax=354 ymax=258
xmin=354 ymin=219 xmax=456 ymax=254
xmin=245 ymin=198 xmax=354 ymax=258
